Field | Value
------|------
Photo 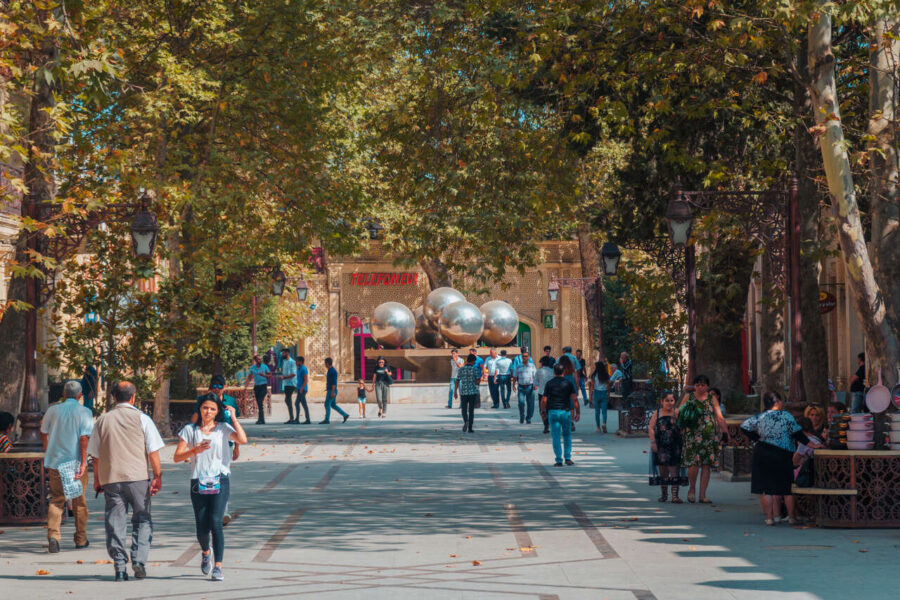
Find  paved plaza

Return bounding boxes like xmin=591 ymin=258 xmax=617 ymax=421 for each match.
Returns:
xmin=2 ymin=402 xmax=899 ymax=600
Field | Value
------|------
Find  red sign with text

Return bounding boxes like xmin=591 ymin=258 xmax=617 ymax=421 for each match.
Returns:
xmin=350 ymin=272 xmax=419 ymax=286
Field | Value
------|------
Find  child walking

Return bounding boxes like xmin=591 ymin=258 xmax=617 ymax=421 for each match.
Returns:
xmin=648 ymin=391 xmax=685 ymax=503
xmin=357 ymin=380 xmax=369 ymax=418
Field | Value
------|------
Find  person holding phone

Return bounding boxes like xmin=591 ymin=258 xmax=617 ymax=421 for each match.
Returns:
xmin=174 ymin=393 xmax=248 ymax=581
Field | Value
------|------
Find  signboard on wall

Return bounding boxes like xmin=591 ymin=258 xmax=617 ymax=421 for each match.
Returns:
xmin=819 ymin=291 xmax=837 ymax=314
xmin=542 ymin=310 xmax=556 ymax=329
xmin=350 ymin=272 xmax=419 ymax=286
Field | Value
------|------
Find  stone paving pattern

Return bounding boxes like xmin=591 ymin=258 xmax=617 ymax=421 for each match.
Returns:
xmin=1 ymin=402 xmax=899 ymax=599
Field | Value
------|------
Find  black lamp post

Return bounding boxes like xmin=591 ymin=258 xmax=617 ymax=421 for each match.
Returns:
xmin=271 ymin=267 xmax=287 ymax=297
xmin=129 ymin=205 xmax=159 ymax=259
xmin=367 ymin=221 xmax=383 ymax=240
xmin=665 ymin=188 xmax=698 ymax=386
xmin=295 ymin=277 xmax=309 ymax=302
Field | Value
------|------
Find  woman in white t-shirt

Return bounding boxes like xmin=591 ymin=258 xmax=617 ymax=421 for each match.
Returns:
xmin=174 ymin=394 xmax=248 ymax=581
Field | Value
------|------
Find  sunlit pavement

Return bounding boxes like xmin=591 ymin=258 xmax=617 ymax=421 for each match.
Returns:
xmin=2 ymin=400 xmax=898 ymax=600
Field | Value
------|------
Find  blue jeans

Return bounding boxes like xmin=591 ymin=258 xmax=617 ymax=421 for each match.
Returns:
xmin=578 ymin=376 xmax=588 ymax=404
xmin=448 ymin=378 xmax=457 ymax=408
xmin=851 ymin=391 xmax=865 ymax=414
xmin=517 ymin=384 xmax=535 ymax=422
xmin=488 ymin=378 xmax=500 ymax=407
xmin=548 ymin=410 xmax=573 ymax=463
xmin=324 ymin=392 xmax=348 ymax=422
xmin=498 ymin=375 xmax=512 ymax=406
xmin=593 ymin=389 xmax=609 ymax=427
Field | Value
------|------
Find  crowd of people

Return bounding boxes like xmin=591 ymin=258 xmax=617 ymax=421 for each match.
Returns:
xmin=5 ymin=344 xmax=876 ymax=582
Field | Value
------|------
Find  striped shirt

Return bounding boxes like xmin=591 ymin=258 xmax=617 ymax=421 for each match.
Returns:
xmin=0 ymin=433 xmax=11 ymax=453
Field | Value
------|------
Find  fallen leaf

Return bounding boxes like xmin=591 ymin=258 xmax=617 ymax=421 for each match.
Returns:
xmin=36 ymin=569 xmax=50 ymax=575
xmin=859 ymin=549 xmax=868 ymax=553
xmin=76 ymin=560 xmax=84 ymax=564
xmin=449 ymin=553 xmax=457 ymax=557
xmin=424 ymin=513 xmax=433 ymax=517
xmin=95 ymin=559 xmax=112 ymax=564
xmin=472 ymin=560 xmax=481 ymax=566
xmin=519 ymin=546 xmax=535 ymax=553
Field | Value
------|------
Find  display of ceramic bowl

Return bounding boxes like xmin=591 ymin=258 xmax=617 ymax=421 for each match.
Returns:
xmin=849 ymin=421 xmax=874 ymax=430
xmin=846 ymin=431 xmax=874 ymax=442
xmin=849 ymin=413 xmax=873 ymax=421
xmin=846 ymin=441 xmax=875 ymax=450
xmin=890 ymin=421 xmax=900 ymax=431
xmin=890 ymin=431 xmax=900 ymax=444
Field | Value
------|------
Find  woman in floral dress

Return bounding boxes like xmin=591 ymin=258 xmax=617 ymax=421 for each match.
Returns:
xmin=679 ymin=374 xmax=728 ymax=503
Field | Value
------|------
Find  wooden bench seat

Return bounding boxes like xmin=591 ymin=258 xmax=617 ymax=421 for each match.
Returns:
xmin=791 ymin=486 xmax=857 ymax=496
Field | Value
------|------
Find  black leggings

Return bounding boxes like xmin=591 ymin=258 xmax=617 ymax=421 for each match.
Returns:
xmin=253 ymin=384 xmax=268 ymax=422
xmin=190 ymin=475 xmax=230 ymax=563
xmin=460 ymin=394 xmax=478 ymax=427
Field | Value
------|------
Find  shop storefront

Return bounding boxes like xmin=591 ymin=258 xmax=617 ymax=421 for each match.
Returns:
xmin=296 ymin=241 xmax=592 ymax=388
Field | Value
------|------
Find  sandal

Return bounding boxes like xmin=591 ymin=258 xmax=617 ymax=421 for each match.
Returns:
xmin=699 ymin=498 xmax=713 ymax=504
xmin=687 ymin=491 xmax=696 ymax=503
xmin=671 ymin=487 xmax=683 ymax=504
xmin=658 ymin=485 xmax=668 ymax=503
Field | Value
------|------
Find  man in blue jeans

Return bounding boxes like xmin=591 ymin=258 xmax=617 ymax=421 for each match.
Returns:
xmin=320 ymin=357 xmax=349 ymax=424
xmin=540 ymin=364 xmax=580 ymax=466
xmin=513 ymin=350 xmax=537 ymax=424
xmin=496 ymin=350 xmax=513 ymax=409
xmin=447 ymin=349 xmax=464 ymax=408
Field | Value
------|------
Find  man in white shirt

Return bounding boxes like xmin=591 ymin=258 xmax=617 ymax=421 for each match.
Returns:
xmin=513 ymin=350 xmax=538 ymax=424
xmin=41 ymin=380 xmax=94 ymax=553
xmin=447 ymin=349 xmax=464 ymax=408
xmin=484 ymin=348 xmax=500 ymax=408
xmin=89 ymin=381 xmax=165 ymax=581
xmin=279 ymin=348 xmax=299 ymax=424
xmin=495 ymin=350 xmax=513 ymax=409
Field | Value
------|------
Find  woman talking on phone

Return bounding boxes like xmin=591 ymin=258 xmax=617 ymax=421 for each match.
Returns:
xmin=174 ymin=393 xmax=248 ymax=581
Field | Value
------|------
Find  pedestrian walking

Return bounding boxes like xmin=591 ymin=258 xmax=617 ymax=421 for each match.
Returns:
xmin=484 ymin=348 xmax=501 ymax=408
xmin=243 ymin=355 xmax=270 ymax=424
xmin=542 ymin=346 xmax=556 ymax=369
xmin=88 ymin=381 xmax=165 ymax=581
xmin=848 ymin=352 xmax=866 ymax=413
xmin=575 ymin=349 xmax=589 ymax=405
xmin=558 ymin=354 xmax=578 ymax=432
xmin=589 ymin=360 xmax=611 ymax=433
xmin=0 ymin=411 xmax=14 ymax=452
xmin=174 ymin=393 xmax=248 ymax=580
xmin=513 ymin=350 xmax=537 ymax=424
xmin=495 ymin=350 xmax=513 ymax=408
xmin=619 ymin=352 xmax=634 ymax=401
xmin=447 ymin=349 xmax=464 ymax=408
xmin=678 ymin=374 xmax=728 ymax=503
xmin=371 ymin=356 xmax=392 ymax=417
xmin=510 ymin=346 xmax=534 ymax=376
xmin=741 ymin=391 xmax=819 ymax=525
xmin=535 ymin=356 xmax=555 ymax=434
xmin=279 ymin=349 xmax=298 ymax=424
xmin=320 ymin=357 xmax=349 ymax=424
xmin=454 ymin=354 xmax=480 ymax=432
xmin=41 ymin=380 xmax=94 ymax=553
xmin=357 ymin=380 xmax=369 ymax=418
xmin=294 ymin=356 xmax=311 ymax=424
xmin=193 ymin=375 xmax=241 ymax=525
xmin=648 ymin=391 xmax=685 ymax=503
xmin=540 ymin=364 xmax=579 ymax=466
xmin=469 ymin=347 xmax=484 ymax=373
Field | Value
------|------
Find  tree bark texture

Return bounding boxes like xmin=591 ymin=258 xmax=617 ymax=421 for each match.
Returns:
xmin=794 ymin=46 xmax=831 ymax=408
xmin=695 ymin=240 xmax=756 ymax=401
xmin=421 ymin=258 xmax=453 ymax=290
xmin=576 ymin=223 xmax=603 ymax=358
xmin=868 ymin=17 xmax=900 ymax=387
xmin=759 ymin=250 xmax=785 ymax=394
xmin=809 ymin=8 xmax=900 ymax=388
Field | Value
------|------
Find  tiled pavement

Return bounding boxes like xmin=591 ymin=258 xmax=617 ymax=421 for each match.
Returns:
xmin=2 ymin=402 xmax=899 ymax=599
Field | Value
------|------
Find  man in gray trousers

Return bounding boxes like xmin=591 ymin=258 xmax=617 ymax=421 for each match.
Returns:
xmin=88 ymin=381 xmax=165 ymax=581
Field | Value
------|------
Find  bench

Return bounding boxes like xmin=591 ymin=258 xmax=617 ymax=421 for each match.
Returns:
xmin=791 ymin=486 xmax=857 ymax=496
xmin=791 ymin=486 xmax=857 ymax=525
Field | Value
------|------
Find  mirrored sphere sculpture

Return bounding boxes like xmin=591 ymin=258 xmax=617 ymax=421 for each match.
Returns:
xmin=439 ymin=301 xmax=484 ymax=347
xmin=414 ymin=305 xmax=444 ymax=348
xmin=480 ymin=300 xmax=519 ymax=346
xmin=371 ymin=302 xmax=415 ymax=347
xmin=423 ymin=287 xmax=466 ymax=328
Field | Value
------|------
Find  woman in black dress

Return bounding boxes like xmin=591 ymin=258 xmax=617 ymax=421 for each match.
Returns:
xmin=648 ymin=391 xmax=685 ymax=503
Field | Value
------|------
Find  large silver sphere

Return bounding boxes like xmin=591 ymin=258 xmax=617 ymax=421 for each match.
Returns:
xmin=439 ymin=301 xmax=484 ymax=347
xmin=371 ymin=302 xmax=415 ymax=347
xmin=480 ymin=300 xmax=519 ymax=346
xmin=423 ymin=287 xmax=466 ymax=328
xmin=413 ymin=306 xmax=444 ymax=348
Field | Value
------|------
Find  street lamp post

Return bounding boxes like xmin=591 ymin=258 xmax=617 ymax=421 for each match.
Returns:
xmin=16 ymin=195 xmax=159 ymax=448
xmin=663 ymin=181 xmax=803 ymax=404
xmin=549 ymin=241 xmax=621 ymax=362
